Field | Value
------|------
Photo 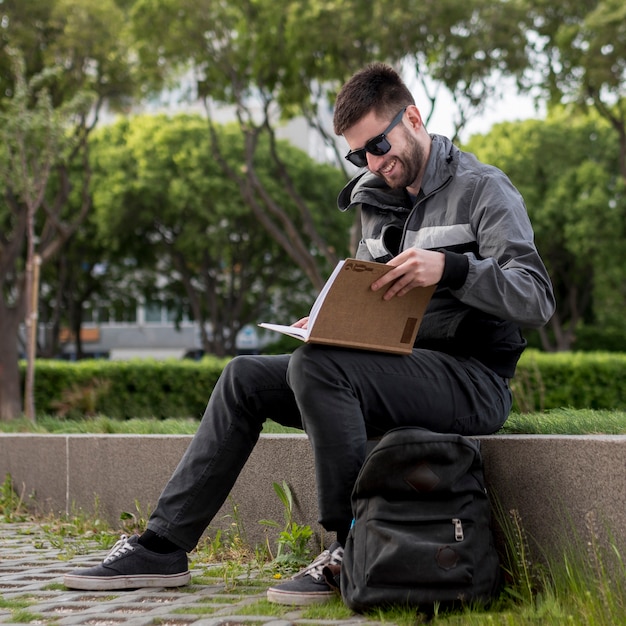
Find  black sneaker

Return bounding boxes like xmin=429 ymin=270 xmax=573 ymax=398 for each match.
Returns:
xmin=63 ymin=534 xmax=191 ymax=590
xmin=266 ymin=542 xmax=343 ymax=606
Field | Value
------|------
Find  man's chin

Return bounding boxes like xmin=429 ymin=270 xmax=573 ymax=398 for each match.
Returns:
xmin=381 ymin=175 xmax=406 ymax=190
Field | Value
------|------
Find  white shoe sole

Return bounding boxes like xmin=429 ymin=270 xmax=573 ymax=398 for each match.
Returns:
xmin=63 ymin=570 xmax=191 ymax=591
xmin=266 ymin=587 xmax=337 ymax=606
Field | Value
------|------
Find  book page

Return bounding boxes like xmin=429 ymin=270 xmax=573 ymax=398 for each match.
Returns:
xmin=307 ymin=259 xmax=345 ymax=329
xmin=258 ymin=259 xmax=346 ymax=341
xmin=257 ymin=322 xmax=308 ymax=341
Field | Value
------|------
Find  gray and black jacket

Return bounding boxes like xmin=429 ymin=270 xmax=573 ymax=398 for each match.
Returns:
xmin=337 ymin=134 xmax=555 ymax=378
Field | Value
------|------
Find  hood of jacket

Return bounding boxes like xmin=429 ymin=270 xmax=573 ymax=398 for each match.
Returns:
xmin=336 ymin=134 xmax=457 ymax=213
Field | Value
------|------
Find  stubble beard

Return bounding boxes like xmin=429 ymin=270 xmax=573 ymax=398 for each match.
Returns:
xmin=379 ymin=134 xmax=426 ymax=191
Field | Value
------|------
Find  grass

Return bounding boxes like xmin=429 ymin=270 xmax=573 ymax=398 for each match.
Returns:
xmin=1 ymin=408 xmax=625 ymax=435
xmin=501 ymin=408 xmax=626 ymax=435
xmin=0 ymin=414 xmax=303 ymax=435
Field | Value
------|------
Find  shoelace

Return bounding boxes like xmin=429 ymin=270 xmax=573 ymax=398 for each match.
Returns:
xmin=103 ymin=535 xmax=135 ymax=564
xmin=293 ymin=545 xmax=343 ymax=581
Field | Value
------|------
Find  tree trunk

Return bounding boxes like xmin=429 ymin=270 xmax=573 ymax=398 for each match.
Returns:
xmin=0 ymin=302 xmax=23 ymax=420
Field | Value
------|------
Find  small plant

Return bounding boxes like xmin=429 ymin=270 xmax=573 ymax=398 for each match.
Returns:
xmin=0 ymin=474 xmax=30 ymax=522
xmin=37 ymin=498 xmax=119 ymax=558
xmin=260 ymin=480 xmax=313 ymax=573
xmin=119 ymin=499 xmax=153 ymax=536
xmin=191 ymin=500 xmax=268 ymax=591
xmin=492 ymin=501 xmax=547 ymax=606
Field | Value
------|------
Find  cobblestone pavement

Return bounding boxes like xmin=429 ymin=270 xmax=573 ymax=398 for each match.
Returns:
xmin=0 ymin=523 xmax=385 ymax=626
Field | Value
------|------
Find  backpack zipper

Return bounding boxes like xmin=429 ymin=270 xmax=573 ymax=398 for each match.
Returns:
xmin=452 ymin=518 xmax=464 ymax=541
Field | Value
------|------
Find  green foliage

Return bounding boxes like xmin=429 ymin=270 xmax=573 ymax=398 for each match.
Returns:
xmin=87 ymin=113 xmax=349 ymax=356
xmin=260 ymin=481 xmax=314 ymax=573
xmin=465 ymin=110 xmax=626 ymax=350
xmin=520 ymin=0 xmax=626 ymax=108
xmin=502 ymin=408 xmax=626 ymax=435
xmin=25 ymin=357 xmax=229 ymax=420
xmin=15 ymin=350 xmax=626 ymax=421
xmin=573 ymin=324 xmax=626 ymax=352
xmin=0 ymin=0 xmax=140 ymax=420
xmin=50 ymin=378 xmax=112 ymax=418
xmin=513 ymin=350 xmax=626 ymax=413
xmin=0 ymin=474 xmax=29 ymax=522
xmin=489 ymin=500 xmax=626 ymax=626
xmin=2 ymin=410 xmax=625 ymax=436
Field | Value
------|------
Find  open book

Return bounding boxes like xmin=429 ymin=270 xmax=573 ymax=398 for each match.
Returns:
xmin=259 ymin=259 xmax=435 ymax=355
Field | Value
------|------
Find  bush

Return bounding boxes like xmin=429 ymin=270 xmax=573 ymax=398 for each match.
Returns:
xmin=20 ymin=350 xmax=626 ymax=419
xmin=512 ymin=350 xmax=626 ymax=413
xmin=26 ymin=357 xmax=229 ymax=419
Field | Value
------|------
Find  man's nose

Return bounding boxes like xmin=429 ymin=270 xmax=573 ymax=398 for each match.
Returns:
xmin=366 ymin=152 xmax=385 ymax=169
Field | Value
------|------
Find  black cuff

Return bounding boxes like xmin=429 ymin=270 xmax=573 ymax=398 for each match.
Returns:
xmin=439 ymin=250 xmax=469 ymax=290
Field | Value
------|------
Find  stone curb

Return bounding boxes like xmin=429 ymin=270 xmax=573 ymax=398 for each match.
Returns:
xmin=1 ymin=433 xmax=625 ymax=562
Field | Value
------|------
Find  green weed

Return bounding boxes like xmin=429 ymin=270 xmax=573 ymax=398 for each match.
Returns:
xmin=9 ymin=609 xmax=45 ymax=623
xmin=0 ymin=474 xmax=30 ymax=522
xmin=259 ymin=480 xmax=313 ymax=573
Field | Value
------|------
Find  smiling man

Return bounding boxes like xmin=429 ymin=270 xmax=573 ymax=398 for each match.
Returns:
xmin=63 ymin=63 xmax=555 ymax=607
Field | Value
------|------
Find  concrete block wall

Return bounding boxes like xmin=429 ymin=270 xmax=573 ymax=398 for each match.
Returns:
xmin=1 ymin=433 xmax=624 ymax=565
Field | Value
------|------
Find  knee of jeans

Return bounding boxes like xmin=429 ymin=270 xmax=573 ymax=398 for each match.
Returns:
xmin=222 ymin=354 xmax=246 ymax=377
xmin=286 ymin=344 xmax=331 ymax=392
xmin=221 ymin=355 xmax=260 ymax=389
xmin=285 ymin=345 xmax=307 ymax=388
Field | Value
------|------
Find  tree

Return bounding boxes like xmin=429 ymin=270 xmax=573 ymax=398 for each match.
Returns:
xmin=465 ymin=109 xmax=626 ymax=351
xmin=0 ymin=0 xmax=138 ymax=420
xmin=0 ymin=51 xmax=94 ymax=419
xmin=129 ymin=0 xmax=535 ymax=286
xmin=518 ymin=0 xmax=626 ymax=181
xmin=88 ymin=114 xmax=350 ymax=356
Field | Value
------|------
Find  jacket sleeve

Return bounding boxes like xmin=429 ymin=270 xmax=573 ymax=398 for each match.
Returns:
xmin=451 ymin=170 xmax=555 ymax=328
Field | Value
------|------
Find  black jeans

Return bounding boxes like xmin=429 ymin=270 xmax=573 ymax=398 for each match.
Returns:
xmin=147 ymin=344 xmax=511 ymax=552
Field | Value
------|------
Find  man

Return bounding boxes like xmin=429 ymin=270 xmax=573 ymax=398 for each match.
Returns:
xmin=63 ymin=63 xmax=555 ymax=606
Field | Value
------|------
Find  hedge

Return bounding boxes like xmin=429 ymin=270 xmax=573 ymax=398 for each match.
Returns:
xmin=19 ymin=350 xmax=626 ymax=419
xmin=510 ymin=350 xmax=626 ymax=413
xmin=23 ymin=357 xmax=229 ymax=419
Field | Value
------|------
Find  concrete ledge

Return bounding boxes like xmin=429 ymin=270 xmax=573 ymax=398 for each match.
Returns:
xmin=1 ymin=433 xmax=624 ymax=563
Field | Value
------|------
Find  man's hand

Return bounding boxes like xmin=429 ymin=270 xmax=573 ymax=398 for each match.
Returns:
xmin=371 ymin=248 xmax=445 ymax=299
xmin=292 ymin=317 xmax=309 ymax=329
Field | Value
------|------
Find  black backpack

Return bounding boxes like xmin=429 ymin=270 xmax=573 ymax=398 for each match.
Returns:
xmin=341 ymin=427 xmax=501 ymax=613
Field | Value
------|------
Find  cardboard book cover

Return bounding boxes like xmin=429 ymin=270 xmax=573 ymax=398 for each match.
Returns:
xmin=259 ymin=259 xmax=435 ymax=355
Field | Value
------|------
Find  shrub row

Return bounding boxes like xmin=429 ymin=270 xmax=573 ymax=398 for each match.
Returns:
xmin=21 ymin=350 xmax=626 ymax=419
xmin=25 ymin=357 xmax=230 ymax=419
xmin=510 ymin=350 xmax=626 ymax=413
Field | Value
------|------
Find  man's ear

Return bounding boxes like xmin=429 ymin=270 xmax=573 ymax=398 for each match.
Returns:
xmin=405 ymin=105 xmax=423 ymax=131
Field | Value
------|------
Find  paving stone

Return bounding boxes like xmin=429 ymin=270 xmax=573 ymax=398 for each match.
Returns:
xmin=0 ymin=523 xmax=387 ymax=626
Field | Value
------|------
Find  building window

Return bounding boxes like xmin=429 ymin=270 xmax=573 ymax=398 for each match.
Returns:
xmin=144 ymin=301 xmax=163 ymax=323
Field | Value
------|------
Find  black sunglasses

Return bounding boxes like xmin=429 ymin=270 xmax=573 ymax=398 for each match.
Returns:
xmin=344 ymin=107 xmax=407 ymax=168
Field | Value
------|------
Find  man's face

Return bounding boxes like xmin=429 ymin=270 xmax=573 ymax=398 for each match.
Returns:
xmin=343 ymin=107 xmax=427 ymax=192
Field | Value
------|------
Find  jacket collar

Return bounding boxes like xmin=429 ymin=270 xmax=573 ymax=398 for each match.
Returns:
xmin=336 ymin=134 xmax=457 ymax=212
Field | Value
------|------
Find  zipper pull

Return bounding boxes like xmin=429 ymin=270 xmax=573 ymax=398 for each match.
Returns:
xmin=452 ymin=518 xmax=464 ymax=541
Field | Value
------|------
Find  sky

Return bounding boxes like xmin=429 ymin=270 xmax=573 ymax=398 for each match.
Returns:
xmin=404 ymin=69 xmax=546 ymax=142
xmin=431 ymin=89 xmax=545 ymax=142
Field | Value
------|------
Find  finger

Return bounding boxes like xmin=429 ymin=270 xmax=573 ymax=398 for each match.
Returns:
xmin=372 ymin=265 xmax=404 ymax=291
xmin=382 ymin=276 xmax=411 ymax=300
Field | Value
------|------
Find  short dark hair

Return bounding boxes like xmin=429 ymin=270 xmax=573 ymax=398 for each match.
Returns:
xmin=333 ymin=63 xmax=415 ymax=136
